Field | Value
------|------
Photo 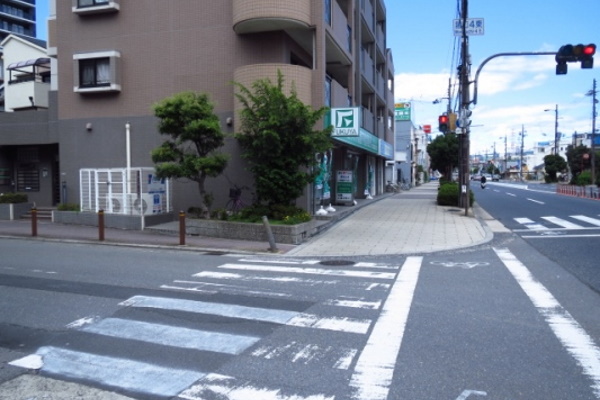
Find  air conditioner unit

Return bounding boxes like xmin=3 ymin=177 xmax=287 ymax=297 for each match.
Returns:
xmin=129 ymin=194 xmax=160 ymax=216
xmin=108 ymin=194 xmax=126 ymax=214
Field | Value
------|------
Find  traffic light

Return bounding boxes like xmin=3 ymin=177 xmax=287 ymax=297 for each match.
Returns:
xmin=438 ymin=114 xmax=449 ymax=133
xmin=448 ymin=112 xmax=457 ymax=133
xmin=556 ymin=44 xmax=596 ymax=75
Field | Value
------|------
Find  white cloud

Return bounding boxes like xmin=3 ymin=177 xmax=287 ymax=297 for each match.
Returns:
xmin=394 ymin=72 xmax=453 ymax=102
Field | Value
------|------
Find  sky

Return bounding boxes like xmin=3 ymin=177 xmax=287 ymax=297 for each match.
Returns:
xmin=386 ymin=0 xmax=600 ymax=156
xmin=35 ymin=0 xmax=599 ymax=156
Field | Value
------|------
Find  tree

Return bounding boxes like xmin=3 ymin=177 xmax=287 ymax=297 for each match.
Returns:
xmin=151 ymin=92 xmax=228 ymax=218
xmin=566 ymin=144 xmax=600 ymax=185
xmin=543 ymin=154 xmax=567 ymax=183
xmin=426 ymin=134 xmax=459 ymax=181
xmin=234 ymin=71 xmax=332 ymax=207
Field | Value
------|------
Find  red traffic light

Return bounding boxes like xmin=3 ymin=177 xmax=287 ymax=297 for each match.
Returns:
xmin=438 ymin=114 xmax=449 ymax=133
xmin=583 ymin=44 xmax=596 ymax=56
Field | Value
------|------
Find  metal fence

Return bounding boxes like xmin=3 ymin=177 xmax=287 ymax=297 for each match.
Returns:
xmin=80 ymin=168 xmax=172 ymax=215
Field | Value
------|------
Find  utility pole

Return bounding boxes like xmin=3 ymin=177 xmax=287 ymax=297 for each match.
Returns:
xmin=520 ymin=125 xmax=525 ymax=181
xmin=588 ymin=79 xmax=597 ymax=185
xmin=459 ymin=0 xmax=471 ymax=215
xmin=504 ymin=135 xmax=508 ymax=177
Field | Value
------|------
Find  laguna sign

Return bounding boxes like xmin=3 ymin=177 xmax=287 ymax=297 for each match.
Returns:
xmin=331 ymin=107 xmax=360 ymax=137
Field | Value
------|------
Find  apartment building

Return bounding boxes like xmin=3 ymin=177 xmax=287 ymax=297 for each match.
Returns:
xmin=0 ymin=0 xmax=36 ymax=41
xmin=1 ymin=1 xmax=395 ymax=216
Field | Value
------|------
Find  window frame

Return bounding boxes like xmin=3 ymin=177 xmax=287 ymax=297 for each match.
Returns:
xmin=72 ymin=0 xmax=119 ymax=15
xmin=73 ymin=51 xmax=121 ymax=93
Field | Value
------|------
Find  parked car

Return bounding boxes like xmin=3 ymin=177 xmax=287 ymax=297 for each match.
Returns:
xmin=491 ymin=174 xmax=500 ymax=181
xmin=471 ymin=174 xmax=482 ymax=181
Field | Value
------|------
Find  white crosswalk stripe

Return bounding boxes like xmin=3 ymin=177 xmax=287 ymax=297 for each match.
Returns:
xmin=541 ymin=216 xmax=586 ymax=229
xmin=515 ymin=214 xmax=600 ymax=230
xmin=10 ymin=259 xmax=398 ymax=399
xmin=571 ymin=215 xmax=600 ymax=227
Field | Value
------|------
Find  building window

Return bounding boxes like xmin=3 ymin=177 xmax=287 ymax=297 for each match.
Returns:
xmin=324 ymin=0 xmax=332 ymax=25
xmin=80 ymin=58 xmax=110 ymax=87
xmin=78 ymin=0 xmax=109 ymax=6
xmin=73 ymin=51 xmax=121 ymax=93
xmin=72 ymin=0 xmax=119 ymax=15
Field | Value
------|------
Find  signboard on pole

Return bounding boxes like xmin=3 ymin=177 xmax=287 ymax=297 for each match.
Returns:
xmin=394 ymin=102 xmax=411 ymax=121
xmin=453 ymin=18 xmax=484 ymax=36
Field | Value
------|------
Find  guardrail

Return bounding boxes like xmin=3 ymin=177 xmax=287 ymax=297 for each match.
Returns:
xmin=556 ymin=184 xmax=600 ymax=200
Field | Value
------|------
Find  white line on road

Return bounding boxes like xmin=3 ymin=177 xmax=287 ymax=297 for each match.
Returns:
xmin=572 ymin=215 xmax=600 ymax=227
xmin=121 ymin=295 xmax=371 ymax=334
xmin=541 ymin=216 xmax=585 ymax=229
xmin=35 ymin=346 xmax=205 ymax=398
xmin=494 ymin=248 xmax=600 ymax=398
xmin=527 ymin=198 xmax=545 ymax=204
xmin=218 ymin=263 xmax=397 ymax=280
xmin=179 ymin=373 xmax=335 ymax=400
xmin=349 ymin=256 xmax=423 ymax=400
xmin=80 ymin=318 xmax=260 ymax=354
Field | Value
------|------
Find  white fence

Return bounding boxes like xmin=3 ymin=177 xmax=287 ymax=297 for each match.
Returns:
xmin=80 ymin=168 xmax=172 ymax=215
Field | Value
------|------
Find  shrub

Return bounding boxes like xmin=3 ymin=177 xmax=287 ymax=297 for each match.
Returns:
xmin=57 ymin=203 xmax=80 ymax=211
xmin=575 ymin=171 xmax=592 ymax=186
xmin=0 ymin=193 xmax=28 ymax=204
xmin=437 ymin=182 xmax=474 ymax=206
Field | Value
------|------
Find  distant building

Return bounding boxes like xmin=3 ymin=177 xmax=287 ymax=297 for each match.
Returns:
xmin=0 ymin=0 xmax=36 ymax=41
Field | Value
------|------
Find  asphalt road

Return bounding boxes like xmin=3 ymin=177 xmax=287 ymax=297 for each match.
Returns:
xmin=2 ymin=233 xmax=600 ymax=399
xmin=474 ymin=181 xmax=600 ymax=293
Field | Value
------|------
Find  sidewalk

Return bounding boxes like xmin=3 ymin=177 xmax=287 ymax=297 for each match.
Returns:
xmin=0 ymin=182 xmax=491 ymax=257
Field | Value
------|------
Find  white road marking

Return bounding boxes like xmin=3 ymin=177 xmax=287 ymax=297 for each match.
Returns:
xmin=80 ymin=318 xmax=260 ymax=354
xmin=120 ymin=295 xmax=298 ymax=324
xmin=572 ymin=215 xmax=600 ymax=227
xmin=324 ymin=298 xmax=382 ymax=310
xmin=35 ymin=346 xmax=205 ymax=398
xmin=179 ymin=373 xmax=334 ymax=400
xmin=514 ymin=217 xmax=548 ymax=230
xmin=218 ymin=263 xmax=396 ymax=280
xmin=287 ymin=314 xmax=371 ymax=334
xmin=541 ymin=216 xmax=585 ymax=229
xmin=349 ymin=256 xmax=423 ymax=400
xmin=494 ymin=248 xmax=600 ymax=398
xmin=66 ymin=316 xmax=100 ymax=329
xmin=456 ymin=389 xmax=487 ymax=399
xmin=120 ymin=295 xmax=371 ymax=334
xmin=526 ymin=198 xmax=545 ymax=205
xmin=239 ymin=258 xmax=321 ymax=265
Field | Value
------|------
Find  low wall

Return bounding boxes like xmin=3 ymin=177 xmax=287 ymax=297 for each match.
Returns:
xmin=0 ymin=203 xmax=34 ymax=220
xmin=185 ymin=218 xmax=319 ymax=245
xmin=53 ymin=211 xmax=175 ymax=230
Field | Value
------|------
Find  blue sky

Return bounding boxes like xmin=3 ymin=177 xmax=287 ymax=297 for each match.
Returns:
xmin=387 ymin=0 xmax=600 ymax=155
xmin=35 ymin=1 xmax=599 ymax=155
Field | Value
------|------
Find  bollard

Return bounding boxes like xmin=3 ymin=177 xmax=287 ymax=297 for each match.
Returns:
xmin=262 ymin=215 xmax=278 ymax=253
xmin=179 ymin=211 xmax=186 ymax=246
xmin=31 ymin=207 xmax=37 ymax=237
xmin=98 ymin=209 xmax=105 ymax=241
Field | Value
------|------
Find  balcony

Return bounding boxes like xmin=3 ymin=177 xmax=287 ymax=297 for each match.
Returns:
xmin=233 ymin=0 xmax=311 ymax=34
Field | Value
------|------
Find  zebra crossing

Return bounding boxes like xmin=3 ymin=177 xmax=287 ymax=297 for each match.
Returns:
xmin=513 ymin=214 xmax=600 ymax=231
xmin=10 ymin=258 xmax=400 ymax=399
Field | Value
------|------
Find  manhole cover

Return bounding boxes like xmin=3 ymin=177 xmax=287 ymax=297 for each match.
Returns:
xmin=320 ymin=260 xmax=356 ymax=266
xmin=448 ymin=208 xmax=462 ymax=212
